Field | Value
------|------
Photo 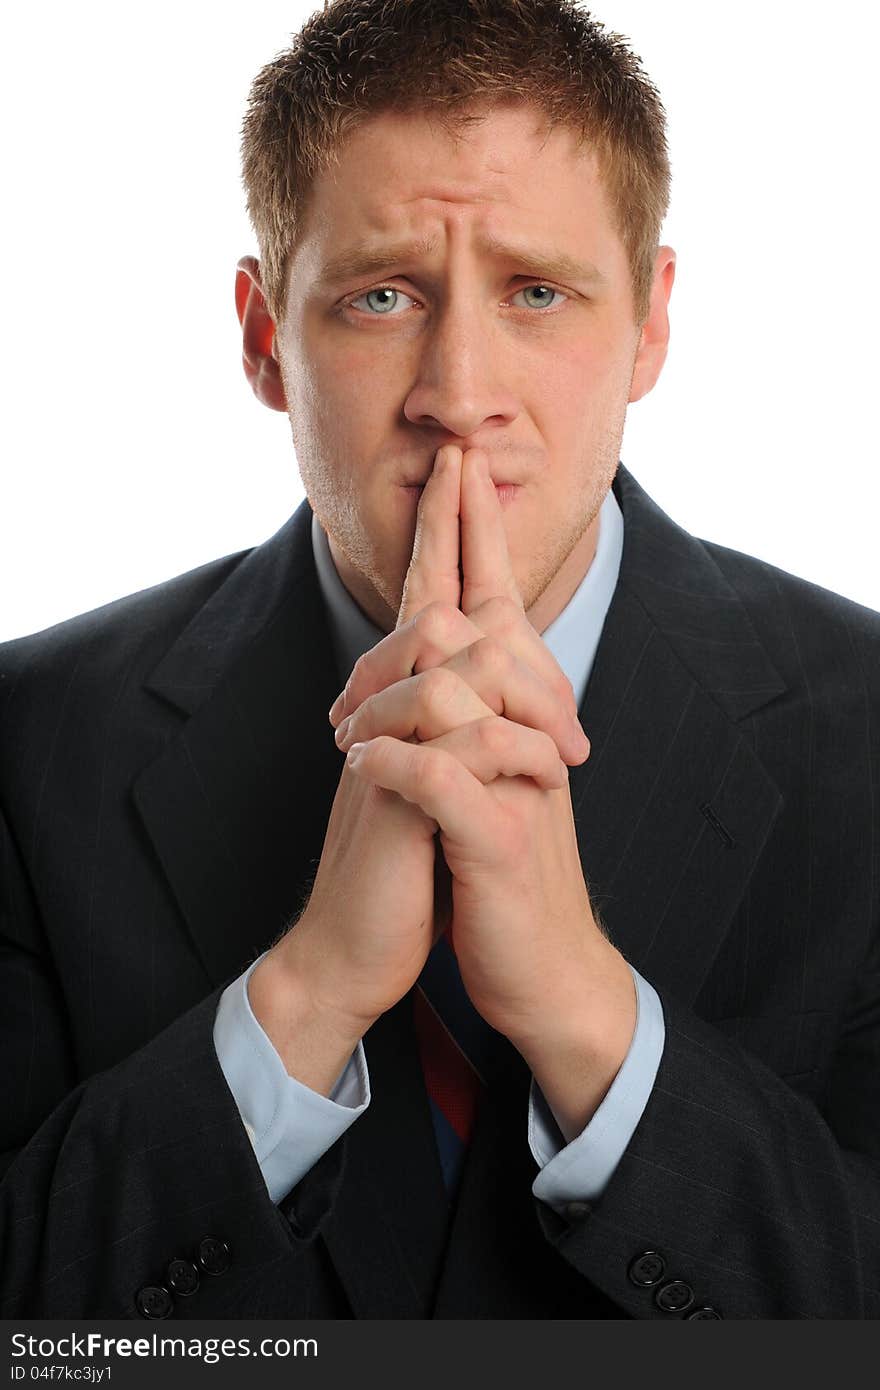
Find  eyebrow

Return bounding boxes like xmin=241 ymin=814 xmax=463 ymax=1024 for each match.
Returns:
xmin=316 ymin=234 xmax=608 ymax=289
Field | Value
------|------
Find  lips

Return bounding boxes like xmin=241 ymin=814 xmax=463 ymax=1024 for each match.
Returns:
xmin=401 ymin=477 xmax=518 ymax=489
xmin=400 ymin=481 xmax=521 ymax=503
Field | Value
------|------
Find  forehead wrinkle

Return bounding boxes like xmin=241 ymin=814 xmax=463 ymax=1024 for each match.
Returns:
xmin=317 ymin=224 xmax=608 ymax=288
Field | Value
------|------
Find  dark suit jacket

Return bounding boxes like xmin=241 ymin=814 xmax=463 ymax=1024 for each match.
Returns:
xmin=1 ymin=464 xmax=879 ymax=1318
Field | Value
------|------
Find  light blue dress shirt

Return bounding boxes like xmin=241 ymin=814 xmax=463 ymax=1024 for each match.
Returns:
xmin=214 ymin=486 xmax=665 ymax=1212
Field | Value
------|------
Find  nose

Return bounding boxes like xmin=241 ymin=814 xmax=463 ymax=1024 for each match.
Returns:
xmin=403 ymin=299 xmax=520 ymax=438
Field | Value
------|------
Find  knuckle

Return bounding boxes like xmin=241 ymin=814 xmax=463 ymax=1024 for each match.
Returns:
xmin=478 ymin=595 xmax=521 ymax=634
xmin=353 ymin=734 xmax=380 ymax=768
xmin=417 ymin=745 xmax=453 ymax=793
xmin=480 ymin=715 xmax=513 ymax=756
xmin=418 ymin=665 xmax=459 ymax=714
xmin=412 ymin=602 xmax=461 ymax=668
xmin=415 ymin=601 xmax=458 ymax=643
xmin=469 ymin=635 xmax=511 ymax=678
xmin=401 ymin=738 xmax=423 ymax=782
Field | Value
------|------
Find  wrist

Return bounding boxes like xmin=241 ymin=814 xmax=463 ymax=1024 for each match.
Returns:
xmin=248 ymin=942 xmax=370 ymax=1098
xmin=512 ymin=949 xmax=637 ymax=1142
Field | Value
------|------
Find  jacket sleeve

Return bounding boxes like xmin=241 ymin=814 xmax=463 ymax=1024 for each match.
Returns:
xmin=0 ymin=805 xmax=343 ymax=1319
xmin=534 ymin=957 xmax=880 ymax=1319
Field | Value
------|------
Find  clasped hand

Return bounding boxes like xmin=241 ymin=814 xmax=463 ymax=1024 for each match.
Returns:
xmin=327 ymin=446 xmax=635 ymax=1094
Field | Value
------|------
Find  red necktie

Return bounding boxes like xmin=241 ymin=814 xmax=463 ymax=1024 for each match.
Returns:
xmin=413 ymin=929 xmax=500 ymax=1195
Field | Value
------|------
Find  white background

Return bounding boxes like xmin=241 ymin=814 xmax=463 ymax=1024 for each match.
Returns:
xmin=1 ymin=0 xmax=877 ymax=641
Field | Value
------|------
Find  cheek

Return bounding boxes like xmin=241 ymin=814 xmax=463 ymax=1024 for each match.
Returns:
xmin=543 ymin=336 xmax=629 ymax=419
xmin=285 ymin=349 xmax=373 ymax=448
xmin=527 ymin=348 xmax=600 ymax=435
xmin=303 ymin=334 xmax=396 ymax=428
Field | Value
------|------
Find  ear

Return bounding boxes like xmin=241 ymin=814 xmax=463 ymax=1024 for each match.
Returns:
xmin=628 ymin=246 xmax=676 ymax=404
xmin=235 ymin=256 xmax=287 ymax=412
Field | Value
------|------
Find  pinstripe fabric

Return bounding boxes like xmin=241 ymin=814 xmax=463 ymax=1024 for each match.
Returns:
xmin=1 ymin=464 xmax=879 ymax=1318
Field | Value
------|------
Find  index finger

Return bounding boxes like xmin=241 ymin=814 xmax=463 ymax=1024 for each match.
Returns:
xmin=459 ymin=447 xmax=524 ymax=616
xmin=396 ymin=445 xmax=462 ymax=629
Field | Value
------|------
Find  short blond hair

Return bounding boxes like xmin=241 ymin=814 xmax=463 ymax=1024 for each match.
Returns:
xmin=242 ymin=0 xmax=671 ymax=326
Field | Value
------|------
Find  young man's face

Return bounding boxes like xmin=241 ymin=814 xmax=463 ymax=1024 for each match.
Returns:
xmin=269 ymin=101 xmax=674 ymax=632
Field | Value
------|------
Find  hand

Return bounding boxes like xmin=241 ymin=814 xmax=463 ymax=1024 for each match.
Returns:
xmin=330 ymin=445 xmax=590 ymax=936
xmin=339 ymin=446 xmax=637 ymax=1134
xmin=334 ymin=444 xmax=596 ymax=1029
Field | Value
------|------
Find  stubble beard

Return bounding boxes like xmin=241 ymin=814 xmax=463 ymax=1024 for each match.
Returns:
xmin=509 ymin=398 xmax=628 ymax=619
xmin=297 ymin=453 xmax=407 ymax=628
xmin=519 ymin=450 xmax=619 ymax=617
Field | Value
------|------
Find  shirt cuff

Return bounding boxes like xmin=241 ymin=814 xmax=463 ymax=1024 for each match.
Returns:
xmin=529 ymin=966 xmax=665 ymax=1214
xmin=213 ymin=950 xmax=370 ymax=1205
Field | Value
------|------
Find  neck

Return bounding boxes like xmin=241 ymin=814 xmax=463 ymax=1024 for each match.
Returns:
xmin=521 ymin=514 xmax=601 ymax=635
xmin=327 ymin=511 xmax=600 ymax=637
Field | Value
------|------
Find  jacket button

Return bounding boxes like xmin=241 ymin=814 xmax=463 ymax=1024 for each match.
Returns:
xmin=166 ymin=1259 xmax=200 ymax=1297
xmin=135 ymin=1285 xmax=173 ymax=1319
xmin=628 ymin=1251 xmax=666 ymax=1287
xmin=655 ymin=1279 xmax=695 ymax=1313
xmin=562 ymin=1201 xmax=591 ymax=1221
xmin=196 ymin=1236 xmax=231 ymax=1275
xmin=686 ymin=1305 xmax=723 ymax=1320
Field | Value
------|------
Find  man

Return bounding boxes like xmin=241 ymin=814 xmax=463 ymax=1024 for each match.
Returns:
xmin=1 ymin=0 xmax=878 ymax=1319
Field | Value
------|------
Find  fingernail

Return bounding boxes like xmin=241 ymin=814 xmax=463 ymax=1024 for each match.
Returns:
xmin=346 ymin=741 xmax=367 ymax=765
xmin=329 ymin=692 xmax=344 ymax=725
xmin=335 ymin=716 xmax=351 ymax=746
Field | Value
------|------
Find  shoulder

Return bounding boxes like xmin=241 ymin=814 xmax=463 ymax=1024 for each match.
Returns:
xmin=0 ymin=548 xmax=251 ymax=719
xmin=702 ymin=537 xmax=880 ymax=697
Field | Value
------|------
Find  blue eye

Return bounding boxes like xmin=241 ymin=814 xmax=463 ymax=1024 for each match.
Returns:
xmin=346 ymin=282 xmax=566 ymax=316
xmin=512 ymin=285 xmax=564 ymax=310
xmin=350 ymin=287 xmax=415 ymax=315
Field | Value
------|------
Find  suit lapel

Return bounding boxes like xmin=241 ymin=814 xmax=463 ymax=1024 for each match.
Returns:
xmin=133 ymin=503 xmax=344 ymax=987
xmin=564 ymin=468 xmax=787 ymax=1007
